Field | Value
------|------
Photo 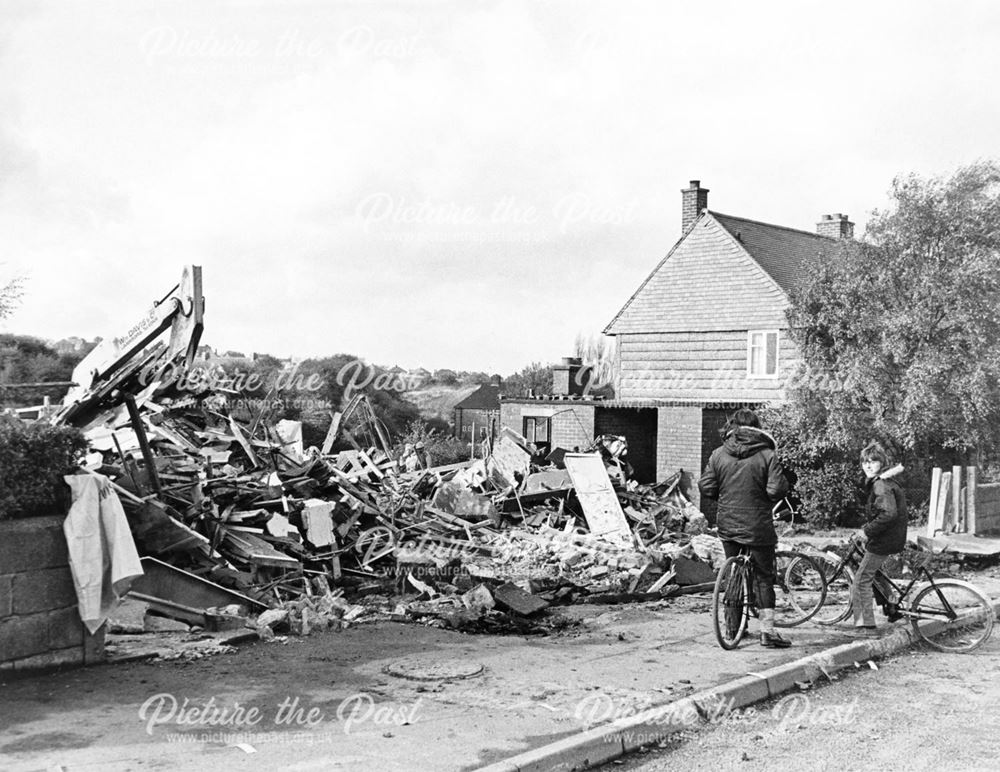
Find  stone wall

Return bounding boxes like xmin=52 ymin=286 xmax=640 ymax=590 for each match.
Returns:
xmin=0 ymin=516 xmax=105 ymax=670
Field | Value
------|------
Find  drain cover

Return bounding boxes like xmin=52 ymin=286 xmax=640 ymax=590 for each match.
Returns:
xmin=384 ymin=657 xmax=485 ymax=681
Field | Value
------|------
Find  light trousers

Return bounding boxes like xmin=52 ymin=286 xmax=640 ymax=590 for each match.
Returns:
xmin=851 ymin=550 xmax=890 ymax=626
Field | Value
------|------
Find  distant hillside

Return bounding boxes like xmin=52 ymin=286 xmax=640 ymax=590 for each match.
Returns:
xmin=406 ymin=383 xmax=479 ymax=421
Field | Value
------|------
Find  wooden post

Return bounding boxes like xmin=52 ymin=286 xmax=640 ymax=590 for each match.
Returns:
xmin=470 ymin=423 xmax=476 ymax=460
xmin=927 ymin=467 xmax=942 ymax=538
xmin=967 ymin=466 xmax=978 ymax=535
xmin=125 ymin=393 xmax=162 ymax=498
xmin=952 ymin=465 xmax=963 ymax=533
xmin=936 ymin=471 xmax=952 ymax=535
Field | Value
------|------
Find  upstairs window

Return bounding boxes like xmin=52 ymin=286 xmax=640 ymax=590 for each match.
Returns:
xmin=747 ymin=330 xmax=779 ymax=378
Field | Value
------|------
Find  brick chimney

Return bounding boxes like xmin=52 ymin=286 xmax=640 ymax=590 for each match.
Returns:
xmin=681 ymin=180 xmax=709 ymax=233
xmin=816 ymin=213 xmax=854 ymax=239
xmin=552 ymin=357 xmax=588 ymax=396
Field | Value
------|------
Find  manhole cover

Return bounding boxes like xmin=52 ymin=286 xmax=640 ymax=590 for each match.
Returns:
xmin=384 ymin=657 xmax=485 ymax=681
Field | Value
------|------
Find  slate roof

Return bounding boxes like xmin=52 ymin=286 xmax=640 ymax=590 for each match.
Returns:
xmin=454 ymin=382 xmax=501 ymax=411
xmin=711 ymin=212 xmax=845 ymax=295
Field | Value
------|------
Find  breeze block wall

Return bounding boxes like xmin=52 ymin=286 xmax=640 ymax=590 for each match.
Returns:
xmin=656 ymin=406 xmax=703 ymax=503
xmin=0 ymin=516 xmax=105 ymax=670
xmin=975 ymin=483 xmax=1000 ymax=536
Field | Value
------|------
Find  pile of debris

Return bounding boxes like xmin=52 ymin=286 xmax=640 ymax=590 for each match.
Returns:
xmin=49 ymin=265 xmax=721 ymax=639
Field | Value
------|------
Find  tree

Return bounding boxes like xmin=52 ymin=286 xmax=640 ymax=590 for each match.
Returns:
xmin=0 ymin=277 xmax=23 ymax=321
xmin=573 ymin=332 xmax=616 ymax=397
xmin=501 ymin=361 xmax=554 ymax=397
xmin=771 ymin=161 xmax=1000 ymax=523
xmin=0 ymin=334 xmax=82 ymax=408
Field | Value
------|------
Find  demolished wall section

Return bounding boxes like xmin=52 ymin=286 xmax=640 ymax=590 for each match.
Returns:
xmin=0 ymin=516 xmax=105 ymax=670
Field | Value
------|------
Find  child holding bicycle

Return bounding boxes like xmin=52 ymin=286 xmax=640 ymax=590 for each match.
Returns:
xmin=699 ymin=409 xmax=792 ymax=648
xmin=851 ymin=441 xmax=908 ymax=631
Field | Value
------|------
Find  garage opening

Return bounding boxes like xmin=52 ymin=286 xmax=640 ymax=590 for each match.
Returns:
xmin=594 ymin=407 xmax=658 ymax=484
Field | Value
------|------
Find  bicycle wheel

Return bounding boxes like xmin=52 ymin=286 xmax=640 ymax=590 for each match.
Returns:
xmin=807 ymin=552 xmax=856 ymax=626
xmin=712 ymin=556 xmax=749 ymax=649
xmin=910 ymin=579 xmax=995 ymax=653
xmin=775 ymin=551 xmax=827 ymax=627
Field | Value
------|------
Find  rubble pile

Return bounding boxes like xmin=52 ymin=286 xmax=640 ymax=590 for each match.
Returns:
xmin=48 ymin=285 xmax=719 ymax=640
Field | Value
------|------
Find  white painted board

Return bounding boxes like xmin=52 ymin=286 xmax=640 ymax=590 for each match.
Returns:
xmin=563 ymin=453 xmax=633 ymax=547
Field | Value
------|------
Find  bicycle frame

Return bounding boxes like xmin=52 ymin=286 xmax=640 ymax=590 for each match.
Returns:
xmin=825 ymin=541 xmax=967 ymax=623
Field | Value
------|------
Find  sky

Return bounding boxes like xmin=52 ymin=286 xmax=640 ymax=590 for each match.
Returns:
xmin=1 ymin=0 xmax=998 ymax=374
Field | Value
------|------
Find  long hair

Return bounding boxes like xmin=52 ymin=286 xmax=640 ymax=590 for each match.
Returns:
xmin=860 ymin=441 xmax=890 ymax=467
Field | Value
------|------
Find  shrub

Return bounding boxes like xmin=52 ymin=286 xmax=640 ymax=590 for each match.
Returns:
xmin=761 ymin=404 xmax=864 ymax=528
xmin=0 ymin=421 xmax=87 ymax=520
xmin=398 ymin=419 xmax=471 ymax=466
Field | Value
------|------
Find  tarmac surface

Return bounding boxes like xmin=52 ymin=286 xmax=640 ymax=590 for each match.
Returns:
xmin=2 ymin=540 xmax=998 ymax=772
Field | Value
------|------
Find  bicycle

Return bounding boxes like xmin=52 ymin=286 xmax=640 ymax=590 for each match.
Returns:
xmin=790 ymin=538 xmax=996 ymax=653
xmin=712 ymin=547 xmax=828 ymax=649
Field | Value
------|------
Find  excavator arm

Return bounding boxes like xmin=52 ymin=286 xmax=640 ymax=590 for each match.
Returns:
xmin=56 ymin=265 xmax=204 ymax=425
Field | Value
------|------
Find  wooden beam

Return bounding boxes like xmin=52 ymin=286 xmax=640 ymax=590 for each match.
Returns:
xmin=952 ymin=465 xmax=963 ymax=532
xmin=927 ymin=467 xmax=942 ymax=537
xmin=967 ymin=466 xmax=978 ymax=535
xmin=125 ymin=393 xmax=162 ymax=498
xmin=936 ymin=471 xmax=952 ymax=534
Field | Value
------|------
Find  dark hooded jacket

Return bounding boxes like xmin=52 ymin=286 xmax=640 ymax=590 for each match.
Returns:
xmin=698 ymin=427 xmax=789 ymax=546
xmin=862 ymin=475 xmax=908 ymax=555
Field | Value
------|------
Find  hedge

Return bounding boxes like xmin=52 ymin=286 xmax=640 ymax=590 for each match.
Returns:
xmin=0 ymin=421 xmax=87 ymax=520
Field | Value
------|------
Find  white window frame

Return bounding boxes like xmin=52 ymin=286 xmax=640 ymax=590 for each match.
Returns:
xmin=746 ymin=329 xmax=780 ymax=379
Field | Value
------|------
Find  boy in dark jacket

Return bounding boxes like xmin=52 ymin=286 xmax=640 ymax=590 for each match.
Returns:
xmin=699 ymin=409 xmax=791 ymax=648
xmin=850 ymin=441 xmax=908 ymax=632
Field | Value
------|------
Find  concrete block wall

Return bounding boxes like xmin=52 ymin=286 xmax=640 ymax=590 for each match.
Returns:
xmin=499 ymin=401 xmax=596 ymax=451
xmin=550 ymin=408 xmax=595 ymax=451
xmin=656 ymin=407 xmax=703 ymax=503
xmin=975 ymin=483 xmax=1000 ymax=535
xmin=0 ymin=516 xmax=105 ymax=670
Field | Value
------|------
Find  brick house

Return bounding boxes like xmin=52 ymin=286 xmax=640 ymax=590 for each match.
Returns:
xmin=454 ymin=376 xmax=502 ymax=440
xmin=500 ymin=181 xmax=854 ymax=503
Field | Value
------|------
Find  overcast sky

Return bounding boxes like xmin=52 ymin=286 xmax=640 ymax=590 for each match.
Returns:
xmin=1 ymin=1 xmax=998 ymax=373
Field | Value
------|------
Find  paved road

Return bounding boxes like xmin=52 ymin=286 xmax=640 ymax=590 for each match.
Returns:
xmin=606 ymin=633 xmax=1000 ymax=771
xmin=0 ymin=594 xmax=851 ymax=772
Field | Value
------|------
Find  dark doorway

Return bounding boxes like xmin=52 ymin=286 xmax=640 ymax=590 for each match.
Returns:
xmin=594 ymin=407 xmax=658 ymax=483
xmin=700 ymin=408 xmax=732 ymax=520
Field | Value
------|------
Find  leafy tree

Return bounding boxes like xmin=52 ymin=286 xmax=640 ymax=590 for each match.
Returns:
xmin=398 ymin=418 xmax=470 ymax=466
xmin=432 ymin=368 xmax=458 ymax=385
xmin=0 ymin=335 xmax=82 ymax=407
xmin=772 ymin=161 xmax=1000 ymax=523
xmin=501 ymin=361 xmax=554 ymax=397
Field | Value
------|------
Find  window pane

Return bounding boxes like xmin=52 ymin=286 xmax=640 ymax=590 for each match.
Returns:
xmin=766 ymin=332 xmax=778 ymax=375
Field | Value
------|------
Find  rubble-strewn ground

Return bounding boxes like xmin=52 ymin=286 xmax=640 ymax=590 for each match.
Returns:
xmin=4 ymin=565 xmax=999 ymax=772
